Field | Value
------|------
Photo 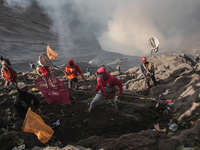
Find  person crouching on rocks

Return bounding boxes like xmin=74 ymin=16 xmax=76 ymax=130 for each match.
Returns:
xmin=88 ymin=67 xmax=123 ymax=113
xmin=14 ymin=82 xmax=42 ymax=120
xmin=1 ymin=60 xmax=17 ymax=87
xmin=140 ymin=57 xmax=157 ymax=89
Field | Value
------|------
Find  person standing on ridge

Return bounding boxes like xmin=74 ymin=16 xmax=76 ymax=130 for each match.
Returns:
xmin=140 ymin=56 xmax=157 ymax=89
xmin=30 ymin=62 xmax=36 ymax=71
xmin=195 ymin=56 xmax=199 ymax=64
xmin=86 ymin=68 xmax=91 ymax=76
xmin=116 ymin=65 xmax=121 ymax=74
xmin=65 ymin=58 xmax=84 ymax=90
xmin=193 ymin=56 xmax=200 ymax=69
xmin=88 ymin=67 xmax=123 ymax=113
xmin=0 ymin=56 xmax=4 ymax=66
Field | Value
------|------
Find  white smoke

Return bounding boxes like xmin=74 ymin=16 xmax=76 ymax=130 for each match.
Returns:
xmin=3 ymin=0 xmax=200 ymax=56
xmin=3 ymin=0 xmax=33 ymax=11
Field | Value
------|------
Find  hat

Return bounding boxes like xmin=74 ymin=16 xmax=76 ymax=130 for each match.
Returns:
xmin=141 ymin=57 xmax=147 ymax=61
xmin=17 ymin=82 xmax=27 ymax=89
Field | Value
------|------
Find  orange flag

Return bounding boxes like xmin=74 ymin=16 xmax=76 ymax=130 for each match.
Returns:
xmin=47 ymin=45 xmax=58 ymax=59
xmin=22 ymin=108 xmax=54 ymax=144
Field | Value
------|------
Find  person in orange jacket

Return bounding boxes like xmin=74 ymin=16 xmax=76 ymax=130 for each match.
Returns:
xmin=65 ymin=58 xmax=84 ymax=90
xmin=1 ymin=60 xmax=17 ymax=87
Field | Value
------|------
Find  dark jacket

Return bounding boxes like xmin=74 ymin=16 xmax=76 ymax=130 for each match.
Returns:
xmin=140 ymin=62 xmax=155 ymax=77
xmin=14 ymin=90 xmax=40 ymax=119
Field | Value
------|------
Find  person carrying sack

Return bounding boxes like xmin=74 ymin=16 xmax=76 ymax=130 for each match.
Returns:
xmin=87 ymin=67 xmax=123 ymax=113
xmin=1 ymin=60 xmax=17 ymax=87
xmin=140 ymin=57 xmax=157 ymax=89
xmin=65 ymin=58 xmax=84 ymax=90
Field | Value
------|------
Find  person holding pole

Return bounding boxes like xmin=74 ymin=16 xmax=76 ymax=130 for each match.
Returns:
xmin=88 ymin=67 xmax=123 ymax=113
xmin=140 ymin=57 xmax=157 ymax=89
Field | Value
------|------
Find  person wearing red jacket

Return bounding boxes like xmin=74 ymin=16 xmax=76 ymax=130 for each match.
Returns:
xmin=88 ymin=67 xmax=123 ymax=113
xmin=65 ymin=58 xmax=84 ymax=90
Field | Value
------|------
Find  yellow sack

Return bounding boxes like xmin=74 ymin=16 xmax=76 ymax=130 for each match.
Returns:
xmin=22 ymin=108 xmax=54 ymax=144
xmin=148 ymin=61 xmax=152 ymax=71
xmin=47 ymin=45 xmax=58 ymax=59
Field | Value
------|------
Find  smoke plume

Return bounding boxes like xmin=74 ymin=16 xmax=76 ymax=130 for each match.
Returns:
xmin=4 ymin=0 xmax=200 ymax=56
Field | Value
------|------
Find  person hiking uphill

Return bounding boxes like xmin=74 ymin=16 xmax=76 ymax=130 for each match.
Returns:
xmin=88 ymin=67 xmax=123 ymax=113
xmin=1 ymin=60 xmax=17 ymax=87
xmin=65 ymin=58 xmax=84 ymax=90
xmin=140 ymin=57 xmax=157 ymax=89
xmin=14 ymin=82 xmax=42 ymax=119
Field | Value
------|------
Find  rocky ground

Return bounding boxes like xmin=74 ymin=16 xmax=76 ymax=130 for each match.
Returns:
xmin=1 ymin=53 xmax=200 ymax=150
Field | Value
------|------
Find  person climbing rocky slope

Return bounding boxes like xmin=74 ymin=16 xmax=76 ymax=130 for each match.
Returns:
xmin=0 ymin=53 xmax=200 ymax=150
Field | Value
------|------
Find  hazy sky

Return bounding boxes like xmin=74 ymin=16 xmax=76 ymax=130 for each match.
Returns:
xmin=4 ymin=0 xmax=200 ymax=56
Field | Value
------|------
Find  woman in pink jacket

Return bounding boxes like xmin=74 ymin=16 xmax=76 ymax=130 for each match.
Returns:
xmin=88 ymin=67 xmax=123 ymax=113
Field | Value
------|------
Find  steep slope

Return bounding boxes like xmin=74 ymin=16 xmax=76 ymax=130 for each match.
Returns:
xmin=0 ymin=0 xmax=59 ymax=71
xmin=0 ymin=0 xmax=140 ymax=73
xmin=0 ymin=53 xmax=200 ymax=150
